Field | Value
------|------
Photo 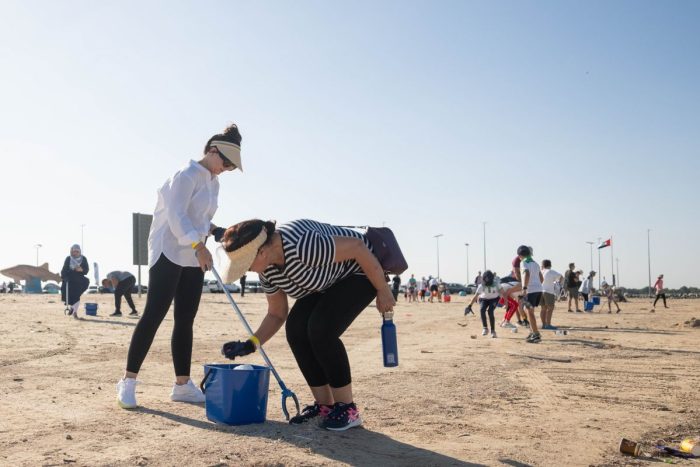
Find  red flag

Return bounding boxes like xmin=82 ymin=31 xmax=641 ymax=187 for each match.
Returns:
xmin=598 ymin=238 xmax=611 ymax=249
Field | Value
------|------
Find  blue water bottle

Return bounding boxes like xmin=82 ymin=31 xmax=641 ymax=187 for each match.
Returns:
xmin=381 ymin=311 xmax=399 ymax=367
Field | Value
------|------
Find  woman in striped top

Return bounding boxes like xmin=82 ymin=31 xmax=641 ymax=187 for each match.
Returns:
xmin=220 ymin=219 xmax=396 ymax=431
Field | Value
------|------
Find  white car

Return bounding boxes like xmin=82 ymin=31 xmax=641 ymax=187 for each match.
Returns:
xmin=87 ymin=285 xmax=99 ymax=294
xmin=203 ymin=280 xmax=240 ymax=293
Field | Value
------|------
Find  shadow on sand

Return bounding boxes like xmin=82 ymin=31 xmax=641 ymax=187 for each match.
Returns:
xmin=79 ymin=317 xmax=137 ymax=327
xmin=563 ymin=325 xmax=678 ymax=336
xmin=138 ymin=407 xmax=485 ymax=466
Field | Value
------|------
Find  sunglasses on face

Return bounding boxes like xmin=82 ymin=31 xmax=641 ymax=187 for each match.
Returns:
xmin=214 ymin=147 xmax=236 ymax=169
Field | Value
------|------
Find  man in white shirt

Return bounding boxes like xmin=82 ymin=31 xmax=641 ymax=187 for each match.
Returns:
xmin=518 ymin=245 xmax=544 ymax=343
xmin=540 ymin=260 xmax=563 ymax=330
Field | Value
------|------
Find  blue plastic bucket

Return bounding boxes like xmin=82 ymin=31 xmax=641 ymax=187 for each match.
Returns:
xmin=201 ymin=363 xmax=270 ymax=425
xmin=592 ymin=296 xmax=601 ymax=305
xmin=584 ymin=301 xmax=594 ymax=311
xmin=85 ymin=303 xmax=98 ymax=316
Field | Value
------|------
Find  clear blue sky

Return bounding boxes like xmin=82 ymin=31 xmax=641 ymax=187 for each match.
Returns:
xmin=1 ymin=1 xmax=698 ymax=288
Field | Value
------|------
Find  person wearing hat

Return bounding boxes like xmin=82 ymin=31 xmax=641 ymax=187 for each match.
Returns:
xmin=60 ymin=244 xmax=90 ymax=319
xmin=116 ymin=123 xmax=243 ymax=410
xmin=219 ymin=218 xmax=396 ymax=431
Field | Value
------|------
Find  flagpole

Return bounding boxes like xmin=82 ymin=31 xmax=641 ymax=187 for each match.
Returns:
xmin=597 ymin=237 xmax=601 ymax=289
xmin=610 ymin=236 xmax=615 ymax=286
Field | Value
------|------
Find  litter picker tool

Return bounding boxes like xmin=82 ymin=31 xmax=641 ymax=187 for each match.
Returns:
xmin=210 ymin=266 xmax=300 ymax=420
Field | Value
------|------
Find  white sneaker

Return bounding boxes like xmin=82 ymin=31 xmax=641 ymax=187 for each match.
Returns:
xmin=72 ymin=302 xmax=80 ymax=319
xmin=503 ymin=322 xmax=517 ymax=329
xmin=116 ymin=378 xmax=139 ymax=409
xmin=491 ymin=331 xmax=497 ymax=338
xmin=481 ymin=327 xmax=488 ymax=336
xmin=170 ymin=379 xmax=205 ymax=403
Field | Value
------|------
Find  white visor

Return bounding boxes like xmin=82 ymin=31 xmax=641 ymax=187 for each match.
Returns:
xmin=222 ymin=230 xmax=267 ymax=283
xmin=211 ymin=140 xmax=243 ymax=171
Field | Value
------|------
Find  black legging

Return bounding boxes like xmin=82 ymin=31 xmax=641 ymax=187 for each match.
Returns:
xmin=653 ymin=293 xmax=667 ymax=307
xmin=285 ymin=275 xmax=377 ymax=388
xmin=480 ymin=297 xmax=498 ymax=331
xmin=115 ymin=276 xmax=137 ymax=312
xmin=126 ymin=254 xmax=204 ymax=376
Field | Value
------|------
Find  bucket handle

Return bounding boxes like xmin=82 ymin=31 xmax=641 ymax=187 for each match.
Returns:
xmin=199 ymin=368 xmax=213 ymax=395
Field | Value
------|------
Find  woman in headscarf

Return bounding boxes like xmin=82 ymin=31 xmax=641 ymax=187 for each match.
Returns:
xmin=60 ymin=244 xmax=90 ymax=319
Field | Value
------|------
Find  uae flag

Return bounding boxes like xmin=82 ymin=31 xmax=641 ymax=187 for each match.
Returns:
xmin=598 ymin=238 xmax=612 ymax=249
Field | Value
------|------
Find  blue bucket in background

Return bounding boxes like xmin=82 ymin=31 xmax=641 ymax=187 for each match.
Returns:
xmin=85 ymin=303 xmax=98 ymax=316
xmin=584 ymin=301 xmax=594 ymax=311
xmin=201 ymin=363 xmax=270 ymax=425
xmin=592 ymin=296 xmax=601 ymax=305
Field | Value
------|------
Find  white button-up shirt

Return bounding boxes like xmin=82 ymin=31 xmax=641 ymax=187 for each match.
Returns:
xmin=148 ymin=160 xmax=219 ymax=268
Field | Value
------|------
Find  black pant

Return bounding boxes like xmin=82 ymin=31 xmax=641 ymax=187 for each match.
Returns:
xmin=480 ymin=297 xmax=498 ymax=331
xmin=115 ymin=276 xmax=137 ymax=312
xmin=61 ymin=275 xmax=89 ymax=306
xmin=653 ymin=293 xmax=667 ymax=307
xmin=126 ymin=255 xmax=204 ymax=376
xmin=285 ymin=275 xmax=376 ymax=388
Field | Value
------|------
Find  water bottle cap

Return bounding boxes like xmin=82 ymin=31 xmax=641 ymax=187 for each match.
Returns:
xmin=383 ymin=311 xmax=394 ymax=320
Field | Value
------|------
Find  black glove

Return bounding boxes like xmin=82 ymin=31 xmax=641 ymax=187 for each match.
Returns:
xmin=221 ymin=339 xmax=256 ymax=360
xmin=464 ymin=305 xmax=473 ymax=315
xmin=212 ymin=227 xmax=226 ymax=242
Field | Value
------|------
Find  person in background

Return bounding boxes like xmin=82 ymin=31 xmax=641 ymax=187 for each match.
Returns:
xmin=102 ymin=271 xmax=139 ymax=317
xmin=407 ymin=274 xmax=417 ymax=303
xmin=540 ymin=259 xmax=563 ymax=330
xmin=240 ymin=274 xmax=247 ymax=297
xmin=601 ymin=281 xmax=621 ymax=313
xmin=518 ymin=245 xmax=544 ymax=344
xmin=564 ymin=263 xmax=581 ymax=313
xmin=61 ymin=244 xmax=90 ymax=319
xmin=474 ymin=271 xmax=483 ymax=288
xmin=116 ymin=123 xmax=243 ymax=410
xmin=391 ymin=274 xmax=401 ymax=301
xmin=429 ymin=276 xmax=438 ymax=303
xmin=419 ymin=277 xmax=428 ymax=302
xmin=464 ymin=270 xmax=500 ymax=338
xmin=579 ymin=271 xmax=596 ymax=307
xmin=653 ymin=274 xmax=668 ymax=309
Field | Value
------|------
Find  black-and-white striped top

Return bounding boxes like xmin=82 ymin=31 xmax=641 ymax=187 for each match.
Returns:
xmin=259 ymin=219 xmax=372 ymax=299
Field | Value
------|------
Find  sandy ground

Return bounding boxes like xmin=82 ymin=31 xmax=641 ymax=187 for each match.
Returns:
xmin=1 ymin=292 xmax=699 ymax=466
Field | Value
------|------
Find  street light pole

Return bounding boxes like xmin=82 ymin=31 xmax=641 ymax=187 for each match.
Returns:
xmin=647 ymin=229 xmax=652 ymax=297
xmin=585 ymin=241 xmax=594 ymax=273
xmin=464 ymin=243 xmax=470 ymax=285
xmin=616 ymin=257 xmax=620 ymax=288
xmin=34 ymin=244 xmax=42 ymax=266
xmin=597 ymin=237 xmax=602 ymax=289
xmin=434 ymin=234 xmax=443 ymax=279
xmin=482 ymin=222 xmax=487 ymax=270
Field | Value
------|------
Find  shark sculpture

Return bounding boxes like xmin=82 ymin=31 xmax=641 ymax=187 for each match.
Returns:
xmin=0 ymin=263 xmax=61 ymax=283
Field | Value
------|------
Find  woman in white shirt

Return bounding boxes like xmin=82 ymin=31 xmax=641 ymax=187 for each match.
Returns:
xmin=117 ymin=124 xmax=243 ymax=409
xmin=579 ymin=271 xmax=596 ymax=304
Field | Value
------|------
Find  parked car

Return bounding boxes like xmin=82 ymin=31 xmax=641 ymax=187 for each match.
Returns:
xmin=43 ymin=282 xmax=61 ymax=294
xmin=87 ymin=285 xmax=99 ymax=294
xmin=445 ymin=283 xmax=474 ymax=295
xmin=244 ymin=280 xmax=264 ymax=293
xmin=203 ymin=280 xmax=239 ymax=293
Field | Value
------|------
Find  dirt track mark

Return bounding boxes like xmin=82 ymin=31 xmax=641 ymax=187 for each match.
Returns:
xmin=0 ymin=328 xmax=77 ymax=367
xmin=514 ymin=368 xmax=566 ymax=407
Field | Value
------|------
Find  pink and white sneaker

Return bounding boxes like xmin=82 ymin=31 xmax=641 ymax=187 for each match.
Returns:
xmin=321 ymin=402 xmax=363 ymax=431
